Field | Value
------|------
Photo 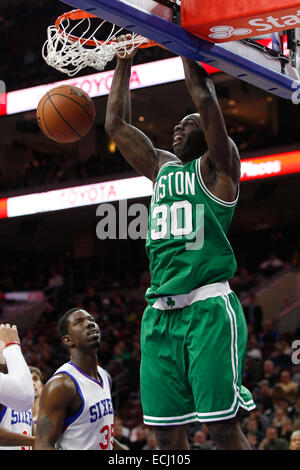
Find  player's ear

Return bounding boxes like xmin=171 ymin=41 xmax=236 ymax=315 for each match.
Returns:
xmin=62 ymin=334 xmax=74 ymax=348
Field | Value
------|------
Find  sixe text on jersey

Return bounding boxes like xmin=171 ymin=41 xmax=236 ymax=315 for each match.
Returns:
xmin=89 ymin=398 xmax=114 ymax=423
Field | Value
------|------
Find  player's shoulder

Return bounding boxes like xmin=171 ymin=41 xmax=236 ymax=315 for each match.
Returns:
xmin=153 ymin=149 xmax=182 ymax=180
xmin=43 ymin=372 xmax=78 ymax=405
xmin=38 ymin=374 xmax=78 ymax=413
xmin=46 ymin=363 xmax=78 ymax=391
xmin=203 ymin=137 xmax=239 ymax=164
xmin=157 ymin=149 xmax=181 ymax=167
xmin=46 ymin=371 xmax=76 ymax=390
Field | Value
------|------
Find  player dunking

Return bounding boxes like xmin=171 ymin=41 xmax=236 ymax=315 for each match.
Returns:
xmin=105 ymin=39 xmax=255 ymax=450
xmin=35 ymin=309 xmax=126 ymax=450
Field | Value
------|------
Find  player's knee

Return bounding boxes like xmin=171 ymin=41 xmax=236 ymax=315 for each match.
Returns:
xmin=206 ymin=418 xmax=239 ymax=445
xmin=154 ymin=426 xmax=175 ymax=448
xmin=154 ymin=425 xmax=186 ymax=450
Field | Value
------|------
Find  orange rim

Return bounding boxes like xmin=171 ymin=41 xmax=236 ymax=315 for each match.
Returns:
xmin=55 ymin=9 xmax=158 ymax=48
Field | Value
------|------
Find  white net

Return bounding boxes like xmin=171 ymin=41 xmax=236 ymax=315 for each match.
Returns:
xmin=42 ymin=15 xmax=152 ymax=77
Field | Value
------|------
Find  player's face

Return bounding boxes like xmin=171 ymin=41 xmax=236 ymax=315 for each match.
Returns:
xmin=266 ymin=428 xmax=277 ymax=441
xmin=172 ymin=114 xmax=204 ymax=161
xmin=31 ymin=372 xmax=43 ymax=398
xmin=248 ymin=435 xmax=257 ymax=447
xmin=290 ymin=434 xmax=300 ymax=450
xmin=67 ymin=310 xmax=101 ymax=349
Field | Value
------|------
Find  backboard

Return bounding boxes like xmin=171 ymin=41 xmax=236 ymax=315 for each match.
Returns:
xmin=59 ymin=0 xmax=300 ymax=101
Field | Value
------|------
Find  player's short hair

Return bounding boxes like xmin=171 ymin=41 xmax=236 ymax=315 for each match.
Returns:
xmin=57 ymin=308 xmax=81 ymax=338
xmin=29 ymin=366 xmax=44 ymax=383
xmin=183 ymin=113 xmax=202 ymax=130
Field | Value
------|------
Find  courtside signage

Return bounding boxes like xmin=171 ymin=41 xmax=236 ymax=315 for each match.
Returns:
xmin=240 ymin=150 xmax=300 ymax=181
xmin=182 ymin=1 xmax=300 ymax=42
xmin=0 ymin=150 xmax=299 ymax=219
xmin=0 ymin=58 xmax=218 ymax=117
xmin=207 ymin=14 xmax=300 ymax=42
xmin=0 ymin=37 xmax=286 ymax=117
xmin=0 ymin=176 xmax=153 ymax=219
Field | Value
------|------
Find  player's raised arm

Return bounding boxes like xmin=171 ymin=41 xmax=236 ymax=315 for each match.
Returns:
xmin=105 ymin=37 xmax=167 ymax=182
xmin=0 ymin=324 xmax=34 ymax=411
xmin=181 ymin=57 xmax=240 ymax=185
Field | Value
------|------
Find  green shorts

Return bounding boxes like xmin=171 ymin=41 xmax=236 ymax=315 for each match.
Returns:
xmin=140 ymin=285 xmax=255 ymax=426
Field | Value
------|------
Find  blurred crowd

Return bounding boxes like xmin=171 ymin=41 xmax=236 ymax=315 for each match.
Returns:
xmin=0 ymin=222 xmax=299 ymax=450
xmin=0 ymin=140 xmax=134 ymax=196
xmin=230 ymin=225 xmax=300 ymax=300
xmin=14 ymin=267 xmax=300 ymax=451
xmin=2 ymin=223 xmax=300 ymax=302
xmin=0 ymin=1 xmax=300 ymax=450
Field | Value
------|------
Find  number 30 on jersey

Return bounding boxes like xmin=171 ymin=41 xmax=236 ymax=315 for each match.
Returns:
xmin=150 ymin=201 xmax=204 ymax=251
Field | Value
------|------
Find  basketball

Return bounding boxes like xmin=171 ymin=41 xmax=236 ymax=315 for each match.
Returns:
xmin=36 ymin=85 xmax=95 ymax=143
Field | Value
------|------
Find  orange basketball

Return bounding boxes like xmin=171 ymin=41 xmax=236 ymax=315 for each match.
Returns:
xmin=36 ymin=85 xmax=95 ymax=143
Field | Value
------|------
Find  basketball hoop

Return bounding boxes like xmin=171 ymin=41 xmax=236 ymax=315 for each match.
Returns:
xmin=42 ymin=9 xmax=159 ymax=77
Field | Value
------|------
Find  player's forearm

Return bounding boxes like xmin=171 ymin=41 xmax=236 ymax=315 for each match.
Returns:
xmin=113 ymin=438 xmax=129 ymax=450
xmin=105 ymin=58 xmax=132 ymax=133
xmin=35 ymin=414 xmax=64 ymax=450
xmin=0 ymin=428 xmax=35 ymax=447
xmin=181 ymin=57 xmax=217 ymax=108
xmin=35 ymin=438 xmax=56 ymax=450
xmin=0 ymin=344 xmax=34 ymax=411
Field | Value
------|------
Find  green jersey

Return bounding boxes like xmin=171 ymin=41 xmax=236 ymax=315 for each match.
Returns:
xmin=145 ymin=157 xmax=238 ymax=303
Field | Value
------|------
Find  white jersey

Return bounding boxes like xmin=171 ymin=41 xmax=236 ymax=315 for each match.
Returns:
xmin=0 ymin=405 xmax=32 ymax=450
xmin=53 ymin=361 xmax=114 ymax=450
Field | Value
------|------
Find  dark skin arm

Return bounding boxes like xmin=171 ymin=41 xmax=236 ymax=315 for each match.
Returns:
xmin=0 ymin=403 xmax=35 ymax=447
xmin=181 ymin=57 xmax=240 ymax=202
xmin=114 ymin=437 xmax=129 ymax=450
xmin=0 ymin=361 xmax=35 ymax=447
xmin=36 ymin=370 xmax=127 ymax=450
xmin=105 ymin=41 xmax=177 ymax=182
xmin=35 ymin=374 xmax=78 ymax=450
xmin=0 ymin=427 xmax=35 ymax=447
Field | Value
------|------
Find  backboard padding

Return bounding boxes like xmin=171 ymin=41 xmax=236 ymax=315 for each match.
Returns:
xmin=59 ymin=0 xmax=300 ymax=101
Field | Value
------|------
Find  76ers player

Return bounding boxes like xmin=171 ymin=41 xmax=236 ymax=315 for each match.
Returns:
xmin=35 ymin=309 xmax=126 ymax=450
xmin=0 ymin=324 xmax=35 ymax=449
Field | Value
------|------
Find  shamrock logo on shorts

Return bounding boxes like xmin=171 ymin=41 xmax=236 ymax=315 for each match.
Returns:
xmin=167 ymin=297 xmax=175 ymax=307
